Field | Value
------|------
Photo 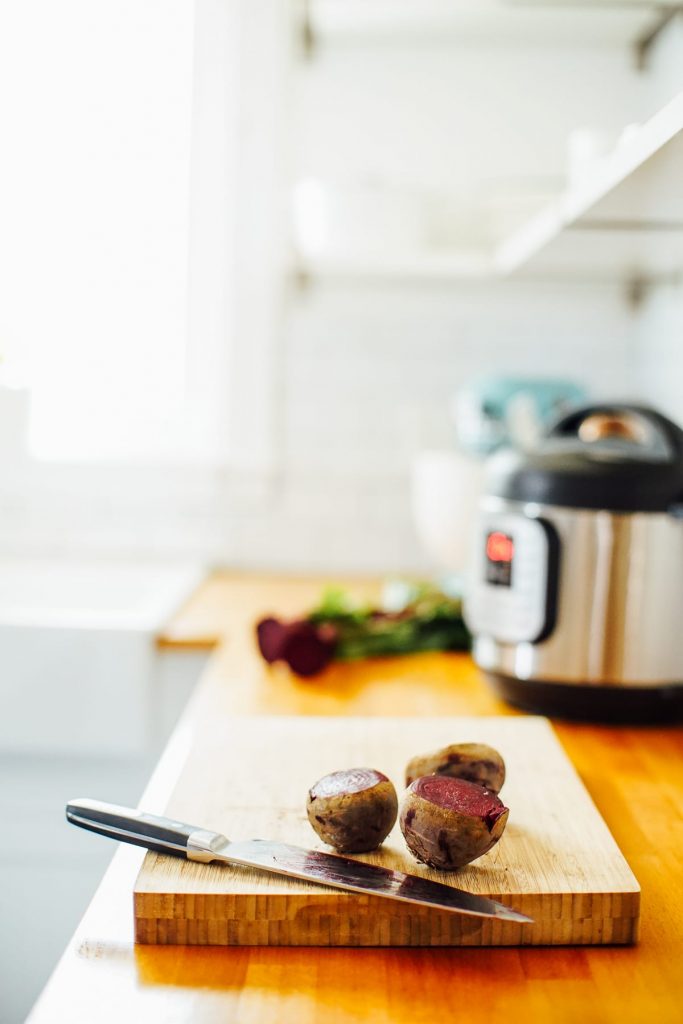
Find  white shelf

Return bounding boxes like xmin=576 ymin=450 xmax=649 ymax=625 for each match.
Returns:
xmin=294 ymin=94 xmax=683 ymax=286
xmin=309 ymin=0 xmax=672 ymax=47
xmin=495 ymin=92 xmax=683 ymax=281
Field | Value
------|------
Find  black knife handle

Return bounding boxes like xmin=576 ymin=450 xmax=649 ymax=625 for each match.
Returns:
xmin=66 ymin=797 xmax=202 ymax=859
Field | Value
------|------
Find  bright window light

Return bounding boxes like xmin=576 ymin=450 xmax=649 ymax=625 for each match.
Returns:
xmin=0 ymin=1 xmax=194 ymax=461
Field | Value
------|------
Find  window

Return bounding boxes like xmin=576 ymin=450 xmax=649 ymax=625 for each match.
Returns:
xmin=0 ymin=1 xmax=194 ymax=461
xmin=1 ymin=0 xmax=284 ymax=473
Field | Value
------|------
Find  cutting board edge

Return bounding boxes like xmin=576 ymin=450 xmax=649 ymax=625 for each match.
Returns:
xmin=133 ymin=887 xmax=641 ymax=949
xmin=133 ymin=886 xmax=641 ymax=918
xmin=133 ymin=909 xmax=640 ymax=947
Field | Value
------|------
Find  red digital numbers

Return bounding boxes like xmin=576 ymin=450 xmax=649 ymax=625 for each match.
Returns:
xmin=486 ymin=531 xmax=514 ymax=564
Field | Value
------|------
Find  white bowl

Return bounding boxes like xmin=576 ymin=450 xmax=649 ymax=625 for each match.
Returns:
xmin=411 ymin=450 xmax=483 ymax=574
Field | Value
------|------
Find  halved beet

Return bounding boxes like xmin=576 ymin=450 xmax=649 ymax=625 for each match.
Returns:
xmin=400 ymin=775 xmax=508 ymax=870
xmin=307 ymin=767 xmax=398 ymax=852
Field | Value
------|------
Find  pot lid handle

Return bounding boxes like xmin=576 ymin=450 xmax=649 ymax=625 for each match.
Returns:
xmin=550 ymin=404 xmax=683 ymax=461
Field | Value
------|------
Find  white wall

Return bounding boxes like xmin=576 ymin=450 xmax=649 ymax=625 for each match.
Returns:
xmin=261 ymin=277 xmax=639 ymax=572
xmin=635 ymin=283 xmax=683 ymax=423
xmin=0 ymin=277 xmax=640 ymax=573
xmin=283 ymin=279 xmax=639 ymax=477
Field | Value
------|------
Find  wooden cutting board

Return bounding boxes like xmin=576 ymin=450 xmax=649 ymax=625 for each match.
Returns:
xmin=134 ymin=716 xmax=640 ymax=947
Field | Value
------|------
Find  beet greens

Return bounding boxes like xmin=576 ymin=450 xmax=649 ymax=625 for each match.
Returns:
xmin=256 ymin=583 xmax=471 ymax=678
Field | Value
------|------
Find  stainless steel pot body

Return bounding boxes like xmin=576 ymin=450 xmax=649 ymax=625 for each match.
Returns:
xmin=465 ymin=496 xmax=683 ymax=687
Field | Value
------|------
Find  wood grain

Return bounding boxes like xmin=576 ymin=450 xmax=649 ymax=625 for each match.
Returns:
xmin=134 ymin=715 xmax=638 ymax=946
xmin=28 ymin=574 xmax=683 ymax=1024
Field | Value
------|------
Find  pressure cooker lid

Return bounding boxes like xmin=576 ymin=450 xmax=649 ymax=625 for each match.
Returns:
xmin=486 ymin=404 xmax=683 ymax=513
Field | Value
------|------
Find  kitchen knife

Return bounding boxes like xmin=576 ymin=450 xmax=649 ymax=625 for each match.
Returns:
xmin=66 ymin=797 xmax=532 ymax=924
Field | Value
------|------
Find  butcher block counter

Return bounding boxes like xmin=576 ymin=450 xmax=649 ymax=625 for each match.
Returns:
xmin=29 ymin=573 xmax=683 ymax=1023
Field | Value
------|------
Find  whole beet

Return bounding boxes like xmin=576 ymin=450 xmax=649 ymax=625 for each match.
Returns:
xmin=307 ymin=768 xmax=398 ymax=853
xmin=400 ymin=775 xmax=508 ymax=870
xmin=279 ymin=621 xmax=337 ymax=677
xmin=256 ymin=617 xmax=286 ymax=663
xmin=405 ymin=742 xmax=506 ymax=793
xmin=255 ymin=617 xmax=337 ymax=677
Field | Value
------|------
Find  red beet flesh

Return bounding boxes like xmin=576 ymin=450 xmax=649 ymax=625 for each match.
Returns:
xmin=411 ymin=776 xmax=507 ymax=830
xmin=310 ymin=768 xmax=389 ymax=800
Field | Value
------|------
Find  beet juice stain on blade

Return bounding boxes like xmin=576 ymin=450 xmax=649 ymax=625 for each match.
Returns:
xmin=222 ymin=840 xmax=533 ymax=924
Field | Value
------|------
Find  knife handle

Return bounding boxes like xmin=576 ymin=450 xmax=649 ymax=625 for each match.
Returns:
xmin=66 ymin=797 xmax=225 ymax=862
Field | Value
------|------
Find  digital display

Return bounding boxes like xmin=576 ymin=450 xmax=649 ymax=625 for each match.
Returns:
xmin=485 ymin=530 xmax=514 ymax=587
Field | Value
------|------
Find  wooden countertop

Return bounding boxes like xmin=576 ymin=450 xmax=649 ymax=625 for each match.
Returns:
xmin=30 ymin=573 xmax=683 ymax=1024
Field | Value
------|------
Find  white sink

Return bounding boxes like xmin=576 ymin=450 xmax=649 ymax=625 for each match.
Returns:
xmin=0 ymin=559 xmax=203 ymax=628
xmin=0 ymin=559 xmax=207 ymax=755
xmin=0 ymin=559 xmax=211 ymax=1022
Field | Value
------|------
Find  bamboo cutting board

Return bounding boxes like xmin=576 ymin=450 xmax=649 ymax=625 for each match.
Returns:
xmin=134 ymin=716 xmax=640 ymax=947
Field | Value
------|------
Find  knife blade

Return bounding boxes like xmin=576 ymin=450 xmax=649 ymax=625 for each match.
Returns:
xmin=66 ymin=797 xmax=532 ymax=924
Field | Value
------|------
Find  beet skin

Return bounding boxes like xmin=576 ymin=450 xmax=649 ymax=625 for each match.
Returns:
xmin=405 ymin=742 xmax=505 ymax=793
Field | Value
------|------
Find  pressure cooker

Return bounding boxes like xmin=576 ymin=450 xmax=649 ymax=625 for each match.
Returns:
xmin=464 ymin=404 xmax=683 ymax=722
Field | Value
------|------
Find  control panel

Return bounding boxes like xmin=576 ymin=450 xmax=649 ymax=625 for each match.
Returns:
xmin=464 ymin=512 xmax=560 ymax=645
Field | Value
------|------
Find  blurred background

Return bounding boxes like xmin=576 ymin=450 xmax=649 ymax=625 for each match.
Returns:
xmin=1 ymin=0 xmax=682 ymax=573
xmin=1 ymin=1 xmax=682 ymax=1019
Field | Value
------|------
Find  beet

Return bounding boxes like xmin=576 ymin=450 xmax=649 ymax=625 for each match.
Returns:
xmin=256 ymin=617 xmax=287 ymax=663
xmin=280 ymin=621 xmax=336 ymax=677
xmin=255 ymin=617 xmax=337 ymax=676
xmin=400 ymin=775 xmax=508 ymax=870
xmin=307 ymin=767 xmax=398 ymax=853
xmin=405 ymin=742 xmax=506 ymax=793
